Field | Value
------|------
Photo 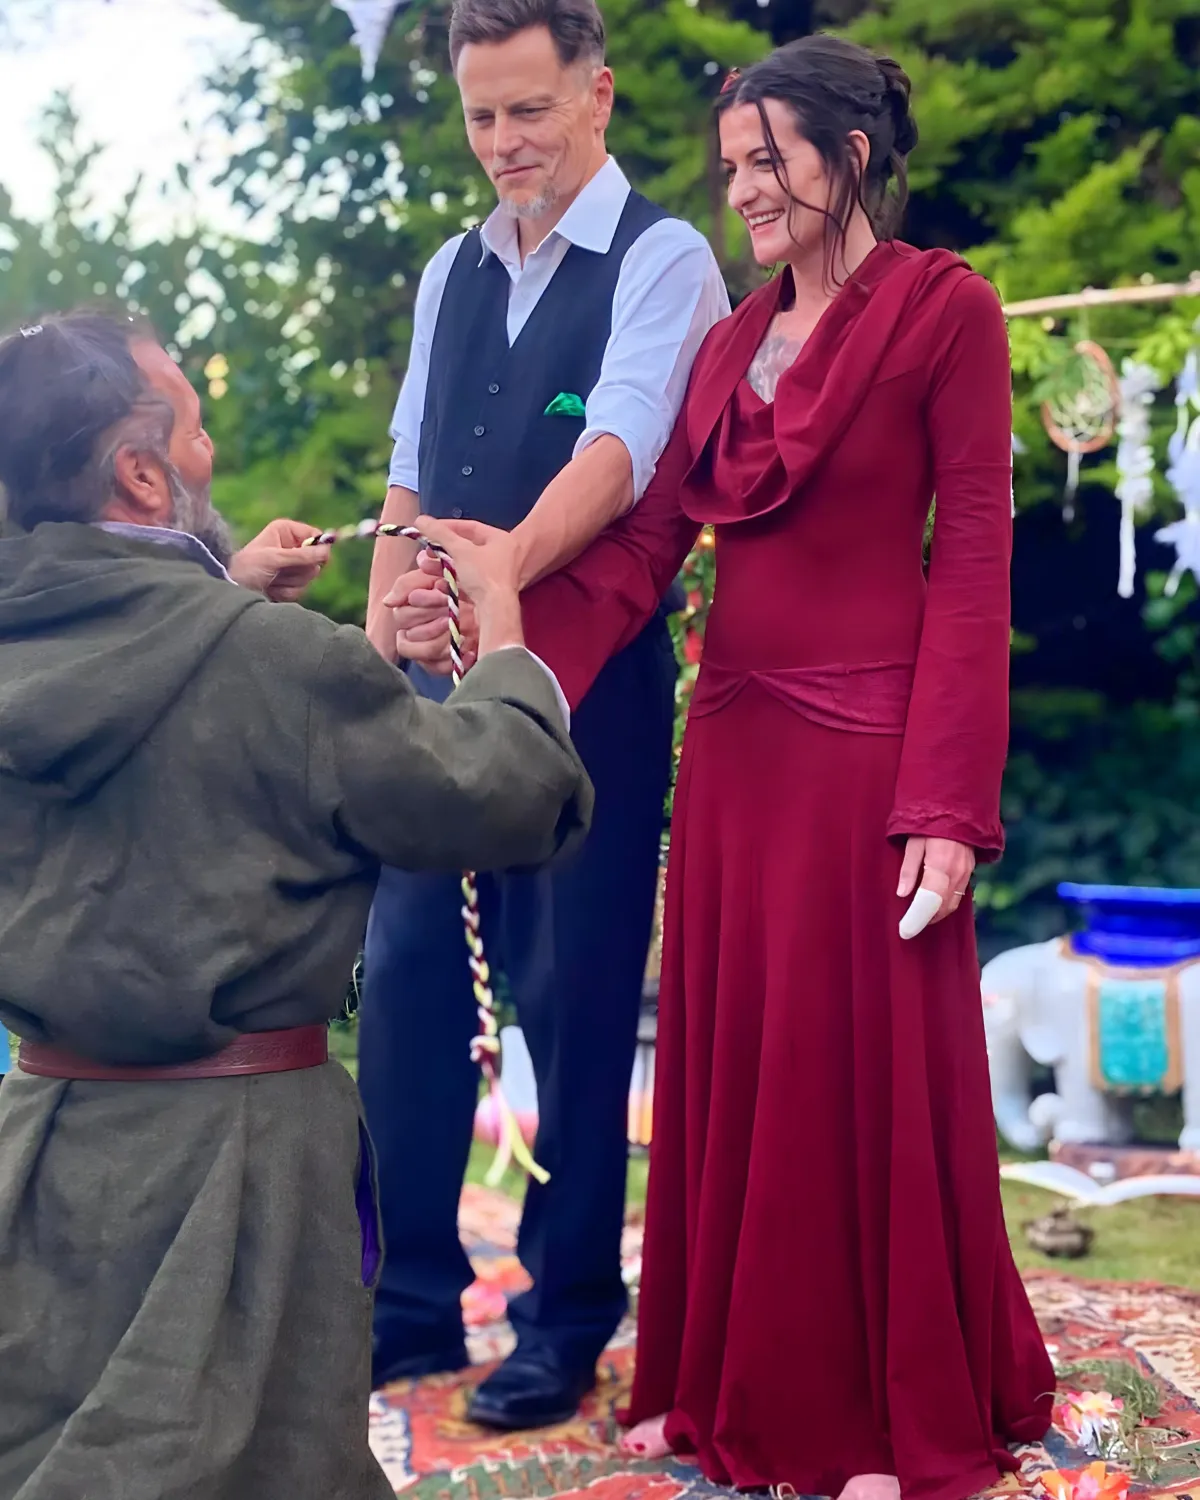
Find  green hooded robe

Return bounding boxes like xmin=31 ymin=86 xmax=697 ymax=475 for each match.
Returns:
xmin=0 ymin=523 xmax=593 ymax=1500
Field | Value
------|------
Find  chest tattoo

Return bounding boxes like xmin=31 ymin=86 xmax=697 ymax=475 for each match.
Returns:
xmin=746 ymin=332 xmax=806 ymax=402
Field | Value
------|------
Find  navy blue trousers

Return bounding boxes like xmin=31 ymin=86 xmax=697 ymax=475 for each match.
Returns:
xmin=360 ymin=621 xmax=676 ymax=1372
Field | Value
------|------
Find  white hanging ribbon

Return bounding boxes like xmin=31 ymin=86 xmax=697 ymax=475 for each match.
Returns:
xmin=1155 ymin=344 xmax=1200 ymax=596
xmin=1010 ymin=432 xmax=1024 ymax=518
xmin=1113 ymin=361 xmax=1160 ymax=598
xmin=1063 ymin=450 xmax=1081 ymax=520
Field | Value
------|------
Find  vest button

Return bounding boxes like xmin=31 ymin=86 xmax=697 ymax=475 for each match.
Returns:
xmin=451 ymin=508 xmax=463 ymax=519
xmin=474 ymin=425 xmax=485 ymax=437
xmin=461 ymin=465 xmax=473 ymax=477
xmin=487 ymin=382 xmax=500 ymax=394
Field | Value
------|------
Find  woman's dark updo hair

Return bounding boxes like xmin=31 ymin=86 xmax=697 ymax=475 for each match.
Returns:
xmin=717 ymin=34 xmax=918 ymax=280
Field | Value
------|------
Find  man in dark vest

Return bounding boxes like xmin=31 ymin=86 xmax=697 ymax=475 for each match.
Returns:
xmin=362 ymin=0 xmax=728 ymax=1429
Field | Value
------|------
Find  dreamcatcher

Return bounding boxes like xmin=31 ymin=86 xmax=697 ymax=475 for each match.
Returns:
xmin=1040 ymin=340 xmax=1120 ymax=521
xmin=1155 ymin=341 xmax=1200 ymax=597
xmin=1113 ymin=361 xmax=1161 ymax=599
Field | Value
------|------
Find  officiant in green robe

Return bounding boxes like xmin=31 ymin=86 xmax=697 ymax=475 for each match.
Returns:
xmin=0 ymin=310 xmax=591 ymax=1500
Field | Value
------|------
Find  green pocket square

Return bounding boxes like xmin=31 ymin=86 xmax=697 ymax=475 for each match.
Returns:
xmin=544 ymin=392 xmax=586 ymax=418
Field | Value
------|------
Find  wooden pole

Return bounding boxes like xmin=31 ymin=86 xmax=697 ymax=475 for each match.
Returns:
xmin=1003 ymin=275 xmax=1200 ymax=318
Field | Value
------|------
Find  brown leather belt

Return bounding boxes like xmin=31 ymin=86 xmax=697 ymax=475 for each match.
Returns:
xmin=17 ymin=1024 xmax=329 ymax=1082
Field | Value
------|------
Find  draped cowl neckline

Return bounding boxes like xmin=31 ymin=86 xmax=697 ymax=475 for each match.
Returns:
xmin=679 ymin=240 xmax=972 ymax=526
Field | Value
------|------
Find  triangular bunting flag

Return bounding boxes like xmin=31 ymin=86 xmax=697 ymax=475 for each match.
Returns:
xmin=333 ymin=0 xmax=405 ymax=82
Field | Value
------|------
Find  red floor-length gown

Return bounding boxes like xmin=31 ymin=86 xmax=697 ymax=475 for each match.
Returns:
xmin=522 ymin=242 xmax=1053 ymax=1500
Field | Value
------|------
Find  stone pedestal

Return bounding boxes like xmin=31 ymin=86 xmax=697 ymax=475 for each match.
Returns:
xmin=1050 ymin=1140 xmax=1200 ymax=1181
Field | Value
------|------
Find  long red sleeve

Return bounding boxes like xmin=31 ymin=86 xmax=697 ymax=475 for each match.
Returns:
xmin=886 ymin=274 xmax=1013 ymax=861
xmin=520 ymin=413 xmax=702 ymax=711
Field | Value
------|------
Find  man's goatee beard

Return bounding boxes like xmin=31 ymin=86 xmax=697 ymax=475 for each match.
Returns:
xmin=499 ymin=186 xmax=559 ymax=221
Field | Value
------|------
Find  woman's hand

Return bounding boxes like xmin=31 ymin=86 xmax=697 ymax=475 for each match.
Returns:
xmin=896 ymin=836 xmax=975 ymax=940
xmin=384 ymin=553 xmax=479 ymax=674
xmin=386 ymin=551 xmax=451 ymax=635
xmin=411 ymin=516 xmax=522 ymax=661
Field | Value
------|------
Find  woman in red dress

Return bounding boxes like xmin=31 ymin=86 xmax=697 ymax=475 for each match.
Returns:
xmin=513 ymin=35 xmax=1054 ymax=1500
xmin=419 ymin=32 xmax=1053 ymax=1500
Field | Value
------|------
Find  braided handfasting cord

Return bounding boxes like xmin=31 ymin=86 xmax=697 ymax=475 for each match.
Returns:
xmin=304 ymin=519 xmax=548 ymax=1185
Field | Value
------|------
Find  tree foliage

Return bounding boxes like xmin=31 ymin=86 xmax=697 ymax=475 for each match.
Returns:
xmin=0 ymin=93 xmax=383 ymax=619
xmin=209 ymin=0 xmax=776 ymax=379
xmin=842 ymin=0 xmax=1200 ymax=504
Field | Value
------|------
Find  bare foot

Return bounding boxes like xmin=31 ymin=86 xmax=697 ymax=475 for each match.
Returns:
xmin=837 ymin=1476 xmax=901 ymax=1500
xmin=619 ymin=1414 xmax=671 ymax=1460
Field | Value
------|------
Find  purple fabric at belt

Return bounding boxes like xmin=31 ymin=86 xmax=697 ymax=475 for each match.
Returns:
xmin=356 ymin=1122 xmax=382 ymax=1289
xmin=688 ymin=659 xmax=915 ymax=735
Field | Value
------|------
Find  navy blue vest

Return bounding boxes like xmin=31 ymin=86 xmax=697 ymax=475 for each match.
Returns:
xmin=417 ymin=190 xmax=668 ymax=533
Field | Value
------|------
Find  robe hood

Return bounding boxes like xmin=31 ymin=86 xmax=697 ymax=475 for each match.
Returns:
xmin=0 ymin=522 xmax=257 ymax=801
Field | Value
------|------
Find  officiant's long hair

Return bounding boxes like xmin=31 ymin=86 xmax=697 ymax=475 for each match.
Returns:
xmin=0 ymin=311 xmax=170 ymax=530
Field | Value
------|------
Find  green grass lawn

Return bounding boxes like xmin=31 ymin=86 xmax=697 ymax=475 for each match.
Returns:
xmin=332 ymin=1024 xmax=1200 ymax=1291
xmin=1001 ymin=1178 xmax=1200 ymax=1289
xmin=469 ymin=1145 xmax=1200 ymax=1289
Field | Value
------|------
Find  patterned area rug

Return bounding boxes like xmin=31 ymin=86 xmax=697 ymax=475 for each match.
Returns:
xmin=369 ymin=1187 xmax=1200 ymax=1499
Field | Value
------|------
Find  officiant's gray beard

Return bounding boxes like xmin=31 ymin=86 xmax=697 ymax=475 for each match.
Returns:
xmin=499 ymin=186 xmax=560 ymax=220
xmin=166 ymin=466 xmax=234 ymax=569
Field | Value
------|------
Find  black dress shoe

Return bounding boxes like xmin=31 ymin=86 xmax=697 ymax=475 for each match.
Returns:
xmin=467 ymin=1346 xmax=595 ymax=1430
xmin=372 ymin=1338 xmax=469 ymax=1389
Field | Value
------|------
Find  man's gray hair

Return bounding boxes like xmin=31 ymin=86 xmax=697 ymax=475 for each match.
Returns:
xmin=0 ymin=311 xmax=174 ymax=532
xmin=448 ymin=0 xmax=606 ymax=71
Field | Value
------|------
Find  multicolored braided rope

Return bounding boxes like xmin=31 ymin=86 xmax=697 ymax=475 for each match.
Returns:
xmin=304 ymin=519 xmax=549 ymax=1186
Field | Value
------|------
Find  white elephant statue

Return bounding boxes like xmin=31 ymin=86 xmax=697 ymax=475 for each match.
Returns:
xmin=980 ymin=938 xmax=1200 ymax=1153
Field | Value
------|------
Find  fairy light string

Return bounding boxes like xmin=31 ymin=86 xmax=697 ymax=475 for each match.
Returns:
xmin=304 ymin=518 xmax=549 ymax=1185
